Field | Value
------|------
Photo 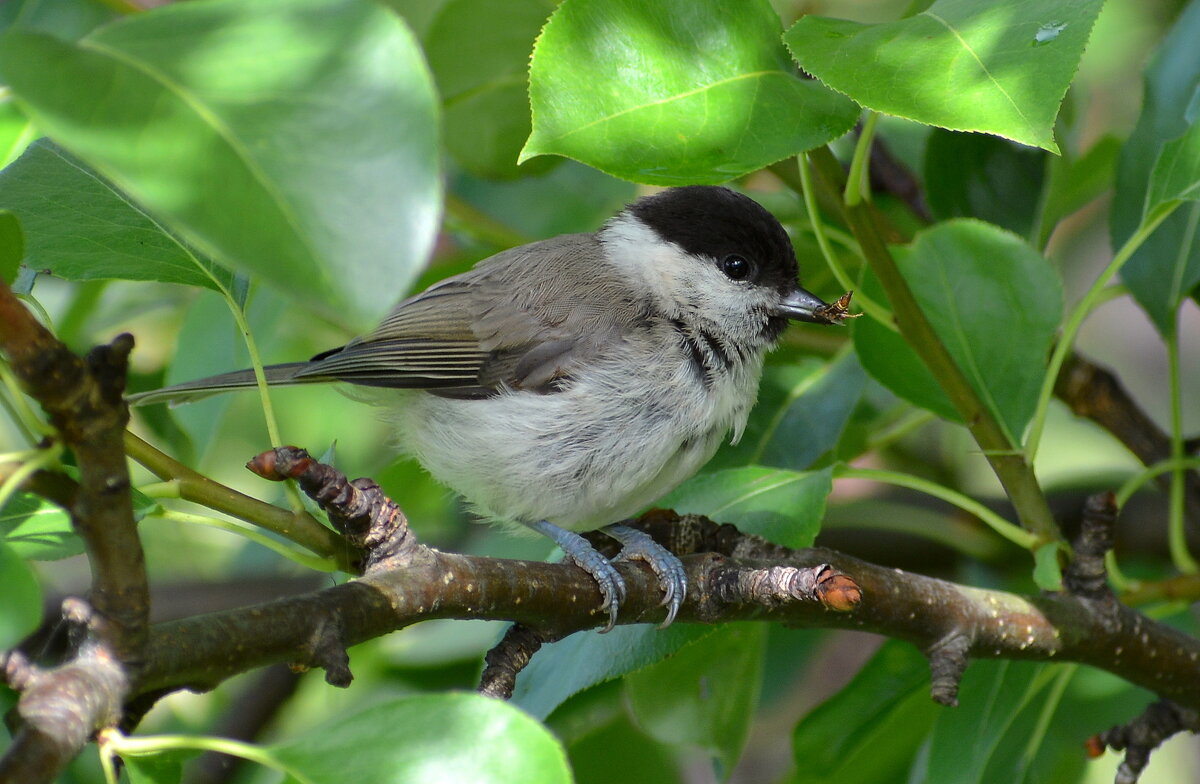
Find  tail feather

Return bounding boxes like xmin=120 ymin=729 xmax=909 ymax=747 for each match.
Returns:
xmin=127 ymin=362 xmax=322 ymax=406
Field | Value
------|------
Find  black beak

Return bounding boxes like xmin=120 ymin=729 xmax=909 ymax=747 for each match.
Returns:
xmin=774 ymin=286 xmax=834 ymax=323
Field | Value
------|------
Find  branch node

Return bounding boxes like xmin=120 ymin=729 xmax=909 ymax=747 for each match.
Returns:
xmin=713 ymin=562 xmax=861 ymax=611
xmin=1088 ymin=699 xmax=1200 ymax=784
xmin=296 ymin=616 xmax=353 ymax=688
xmin=2 ymin=650 xmax=40 ymax=692
xmin=478 ymin=625 xmax=558 ymax=700
xmin=247 ymin=446 xmax=414 ymax=571
xmin=925 ymin=631 xmax=970 ymax=707
xmin=1064 ymin=492 xmax=1117 ymax=600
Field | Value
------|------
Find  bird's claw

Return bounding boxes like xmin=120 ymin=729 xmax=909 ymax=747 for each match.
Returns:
xmin=606 ymin=524 xmax=687 ymax=628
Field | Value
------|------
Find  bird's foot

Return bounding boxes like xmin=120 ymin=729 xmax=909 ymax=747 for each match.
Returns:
xmin=605 ymin=524 xmax=687 ymax=628
xmin=526 ymin=520 xmax=627 ymax=632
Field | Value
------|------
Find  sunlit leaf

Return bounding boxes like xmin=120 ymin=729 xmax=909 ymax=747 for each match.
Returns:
xmin=522 ymin=0 xmax=859 ymax=184
xmin=786 ymin=0 xmax=1105 ymax=152
xmin=0 ymin=141 xmax=232 ymax=290
xmin=0 ymin=0 xmax=440 ymax=328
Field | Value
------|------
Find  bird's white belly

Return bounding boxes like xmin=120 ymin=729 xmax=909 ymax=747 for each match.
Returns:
xmin=386 ymin=356 xmax=762 ymax=531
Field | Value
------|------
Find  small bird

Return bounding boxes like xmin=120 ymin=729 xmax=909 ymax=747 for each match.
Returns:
xmin=130 ymin=186 xmax=849 ymax=630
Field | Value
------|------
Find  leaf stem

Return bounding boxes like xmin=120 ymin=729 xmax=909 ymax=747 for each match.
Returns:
xmin=844 ymin=111 xmax=879 ymax=207
xmin=1114 ymin=455 xmax=1200 ymax=509
xmin=834 ymin=465 xmax=1039 ymax=549
xmin=1165 ymin=327 xmax=1197 ymax=573
xmin=101 ymin=730 xmax=311 ymax=784
xmin=124 ymin=431 xmax=351 ymax=568
xmin=1025 ymin=204 xmax=1176 ymax=461
xmin=808 ymin=145 xmax=1059 ymax=544
xmin=155 ymin=508 xmax=338 ymax=572
xmin=797 ymin=154 xmax=895 ymax=328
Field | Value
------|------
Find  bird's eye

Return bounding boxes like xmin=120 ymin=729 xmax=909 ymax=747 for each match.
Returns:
xmin=721 ymin=254 xmax=752 ymax=281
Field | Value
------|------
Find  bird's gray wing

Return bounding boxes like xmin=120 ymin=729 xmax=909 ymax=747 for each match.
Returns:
xmin=130 ymin=234 xmax=639 ymax=405
xmin=297 ymin=233 xmax=636 ymax=398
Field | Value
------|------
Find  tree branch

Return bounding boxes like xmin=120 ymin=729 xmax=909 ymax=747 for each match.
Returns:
xmin=1 ymin=280 xmax=146 ymax=781
xmin=1056 ymin=352 xmax=1200 ymax=522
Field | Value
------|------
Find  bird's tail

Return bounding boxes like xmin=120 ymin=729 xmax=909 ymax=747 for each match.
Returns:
xmin=127 ymin=362 xmax=321 ymax=406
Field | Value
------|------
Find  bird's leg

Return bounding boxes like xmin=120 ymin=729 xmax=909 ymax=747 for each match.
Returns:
xmin=604 ymin=524 xmax=687 ymax=628
xmin=526 ymin=520 xmax=627 ymax=632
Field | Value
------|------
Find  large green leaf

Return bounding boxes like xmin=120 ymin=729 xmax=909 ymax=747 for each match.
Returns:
xmin=272 ymin=694 xmax=571 ymax=784
xmin=785 ymin=0 xmax=1106 ymax=152
xmin=790 ymin=641 xmax=938 ymax=783
xmin=521 ymin=0 xmax=859 ymax=185
xmin=426 ymin=0 xmax=555 ymax=179
xmin=512 ymin=624 xmax=715 ymax=720
xmin=853 ymin=220 xmax=1062 ymax=442
xmin=0 ymin=0 xmax=440 ymax=328
xmin=919 ymin=660 xmax=1057 ymax=783
xmin=1111 ymin=0 xmax=1200 ymax=335
xmin=625 ymin=624 xmax=766 ymax=775
xmin=0 ymin=141 xmax=232 ymax=290
xmin=662 ymin=465 xmax=832 ymax=549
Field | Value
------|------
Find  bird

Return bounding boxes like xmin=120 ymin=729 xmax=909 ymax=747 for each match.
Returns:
xmin=130 ymin=185 xmax=850 ymax=630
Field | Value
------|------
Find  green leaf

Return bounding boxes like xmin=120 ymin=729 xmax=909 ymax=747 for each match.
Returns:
xmin=1146 ymin=115 xmax=1200 ymax=216
xmin=662 ymin=465 xmax=832 ymax=549
xmin=567 ymin=709 xmax=684 ymax=784
xmin=1112 ymin=1 xmax=1200 ymax=335
xmin=512 ymin=624 xmax=715 ymax=720
xmin=0 ymin=0 xmax=118 ymax=41
xmin=1 ymin=492 xmax=84 ymax=560
xmin=853 ymin=220 xmax=1063 ymax=441
xmin=625 ymin=624 xmax=766 ymax=775
xmin=0 ymin=140 xmax=233 ymax=290
xmin=0 ymin=0 xmax=440 ymax=328
xmin=1032 ymin=541 xmax=1064 ymax=591
xmin=1 ymin=485 xmax=157 ymax=561
xmin=0 ymin=540 xmax=42 ymax=648
xmin=426 ymin=0 xmax=556 ymax=179
xmin=919 ymin=660 xmax=1056 ymax=784
xmin=272 ymin=694 xmax=571 ymax=784
xmin=923 ymin=130 xmax=1046 ymax=236
xmin=522 ymin=0 xmax=859 ymax=185
xmin=790 ymin=641 xmax=938 ymax=783
xmin=785 ymin=0 xmax=1106 ymax=152
xmin=0 ymin=208 xmax=23 ymax=284
xmin=709 ymin=352 xmax=867 ymax=472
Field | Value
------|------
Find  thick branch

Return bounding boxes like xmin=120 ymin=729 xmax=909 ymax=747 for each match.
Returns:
xmin=124 ymin=513 xmax=1200 ymax=715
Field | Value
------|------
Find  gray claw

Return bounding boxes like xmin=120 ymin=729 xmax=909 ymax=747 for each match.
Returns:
xmin=526 ymin=519 xmax=627 ymax=632
xmin=605 ymin=524 xmax=688 ymax=628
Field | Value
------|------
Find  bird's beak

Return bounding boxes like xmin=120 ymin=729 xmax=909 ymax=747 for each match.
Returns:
xmin=775 ymin=286 xmax=835 ymax=323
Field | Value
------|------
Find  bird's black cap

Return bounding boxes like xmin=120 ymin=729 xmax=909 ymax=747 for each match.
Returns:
xmin=624 ymin=186 xmax=800 ymax=296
